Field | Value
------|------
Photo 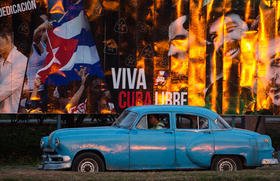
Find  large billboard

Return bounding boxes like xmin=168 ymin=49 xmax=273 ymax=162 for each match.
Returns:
xmin=0 ymin=0 xmax=279 ymax=115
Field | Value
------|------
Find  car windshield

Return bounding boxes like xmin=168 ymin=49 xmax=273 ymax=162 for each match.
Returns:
xmin=112 ymin=110 xmax=138 ymax=129
xmin=214 ymin=116 xmax=231 ymax=129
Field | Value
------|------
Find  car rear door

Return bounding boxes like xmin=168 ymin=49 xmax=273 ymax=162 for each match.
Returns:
xmin=174 ymin=113 xmax=214 ymax=169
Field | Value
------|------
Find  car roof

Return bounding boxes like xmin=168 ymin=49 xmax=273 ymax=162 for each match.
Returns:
xmin=126 ymin=105 xmax=219 ymax=120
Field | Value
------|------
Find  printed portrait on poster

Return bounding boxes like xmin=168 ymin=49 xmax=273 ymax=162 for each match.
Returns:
xmin=1 ymin=0 xmax=280 ymax=115
xmin=0 ymin=0 xmax=37 ymax=113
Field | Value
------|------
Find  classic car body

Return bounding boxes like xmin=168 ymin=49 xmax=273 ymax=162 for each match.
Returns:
xmin=38 ymin=105 xmax=278 ymax=172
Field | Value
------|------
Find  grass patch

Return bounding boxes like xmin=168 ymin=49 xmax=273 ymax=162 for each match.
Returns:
xmin=0 ymin=166 xmax=279 ymax=181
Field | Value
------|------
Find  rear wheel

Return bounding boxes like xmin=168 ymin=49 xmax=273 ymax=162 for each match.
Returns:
xmin=211 ymin=156 xmax=242 ymax=171
xmin=72 ymin=152 xmax=105 ymax=173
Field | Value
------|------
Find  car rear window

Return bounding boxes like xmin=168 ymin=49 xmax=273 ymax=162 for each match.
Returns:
xmin=176 ymin=114 xmax=209 ymax=129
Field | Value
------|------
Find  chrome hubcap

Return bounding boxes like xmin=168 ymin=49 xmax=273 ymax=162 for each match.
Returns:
xmin=219 ymin=161 xmax=233 ymax=171
xmin=80 ymin=161 xmax=95 ymax=172
xmin=218 ymin=159 xmax=236 ymax=171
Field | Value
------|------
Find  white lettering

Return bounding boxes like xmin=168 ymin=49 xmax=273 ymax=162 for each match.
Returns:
xmin=127 ymin=68 xmax=137 ymax=89
xmin=122 ymin=68 xmax=126 ymax=89
xmin=9 ymin=6 xmax=12 ymax=14
xmin=6 ymin=6 xmax=10 ymax=15
xmin=165 ymin=92 xmax=172 ymax=104
xmin=136 ymin=68 xmax=147 ymax=89
xmin=181 ymin=92 xmax=188 ymax=105
xmin=155 ymin=92 xmax=158 ymax=105
xmin=112 ymin=68 xmax=147 ymax=90
xmin=173 ymin=92 xmax=180 ymax=105
xmin=17 ymin=4 xmax=22 ymax=13
xmin=112 ymin=68 xmax=122 ymax=89
xmin=0 ymin=1 xmax=37 ymax=17
xmin=12 ymin=5 xmax=17 ymax=14
xmin=21 ymin=3 xmax=26 ymax=11
xmin=155 ymin=91 xmax=188 ymax=105
xmin=27 ymin=1 xmax=32 ymax=10
xmin=2 ymin=7 xmax=6 ymax=16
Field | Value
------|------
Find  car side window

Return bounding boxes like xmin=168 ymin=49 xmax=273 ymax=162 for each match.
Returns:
xmin=176 ymin=114 xmax=208 ymax=129
xmin=176 ymin=114 xmax=197 ymax=129
xmin=199 ymin=117 xmax=209 ymax=129
xmin=136 ymin=114 xmax=170 ymax=129
xmin=136 ymin=115 xmax=148 ymax=129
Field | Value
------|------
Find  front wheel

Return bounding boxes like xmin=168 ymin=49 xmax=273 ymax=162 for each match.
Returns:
xmin=211 ymin=156 xmax=242 ymax=171
xmin=72 ymin=152 xmax=105 ymax=173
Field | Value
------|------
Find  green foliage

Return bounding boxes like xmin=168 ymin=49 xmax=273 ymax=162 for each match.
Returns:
xmin=0 ymin=124 xmax=56 ymax=165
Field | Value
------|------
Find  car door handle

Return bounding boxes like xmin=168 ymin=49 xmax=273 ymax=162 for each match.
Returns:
xmin=164 ymin=131 xmax=173 ymax=134
xmin=202 ymin=131 xmax=211 ymax=134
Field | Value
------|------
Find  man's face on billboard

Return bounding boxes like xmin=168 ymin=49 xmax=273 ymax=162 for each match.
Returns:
xmin=168 ymin=16 xmax=188 ymax=60
xmin=267 ymin=61 xmax=280 ymax=106
xmin=209 ymin=13 xmax=248 ymax=59
xmin=260 ymin=38 xmax=280 ymax=106
xmin=168 ymin=16 xmax=189 ymax=75
xmin=0 ymin=34 xmax=13 ymax=60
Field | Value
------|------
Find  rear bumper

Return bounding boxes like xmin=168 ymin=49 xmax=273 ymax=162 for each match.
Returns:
xmin=261 ymin=158 xmax=279 ymax=165
xmin=38 ymin=154 xmax=71 ymax=170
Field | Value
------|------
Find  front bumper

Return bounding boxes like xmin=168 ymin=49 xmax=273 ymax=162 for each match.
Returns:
xmin=261 ymin=158 xmax=279 ymax=165
xmin=38 ymin=154 xmax=72 ymax=170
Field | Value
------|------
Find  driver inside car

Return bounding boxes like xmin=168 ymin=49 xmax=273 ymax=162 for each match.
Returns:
xmin=149 ymin=115 xmax=165 ymax=129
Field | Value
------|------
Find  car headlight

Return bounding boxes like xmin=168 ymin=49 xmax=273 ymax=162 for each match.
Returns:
xmin=40 ymin=138 xmax=44 ymax=149
xmin=55 ymin=138 xmax=60 ymax=148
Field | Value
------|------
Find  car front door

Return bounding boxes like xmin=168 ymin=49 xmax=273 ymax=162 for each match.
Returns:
xmin=129 ymin=112 xmax=175 ymax=169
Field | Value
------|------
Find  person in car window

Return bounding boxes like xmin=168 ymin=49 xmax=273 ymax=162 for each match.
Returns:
xmin=149 ymin=114 xmax=165 ymax=129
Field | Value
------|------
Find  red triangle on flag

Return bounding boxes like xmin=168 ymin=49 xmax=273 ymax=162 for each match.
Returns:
xmin=38 ymin=29 xmax=79 ymax=83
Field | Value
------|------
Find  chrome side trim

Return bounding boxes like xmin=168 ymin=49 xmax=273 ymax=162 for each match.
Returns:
xmin=175 ymin=129 xmax=230 ymax=132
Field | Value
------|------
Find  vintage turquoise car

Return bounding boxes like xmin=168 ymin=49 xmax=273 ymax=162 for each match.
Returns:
xmin=38 ymin=105 xmax=278 ymax=172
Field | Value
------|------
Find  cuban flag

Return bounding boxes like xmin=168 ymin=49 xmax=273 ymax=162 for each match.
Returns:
xmin=37 ymin=0 xmax=104 ymax=85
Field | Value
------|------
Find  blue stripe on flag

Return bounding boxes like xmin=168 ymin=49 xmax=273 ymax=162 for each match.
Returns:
xmin=73 ymin=29 xmax=96 ymax=47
